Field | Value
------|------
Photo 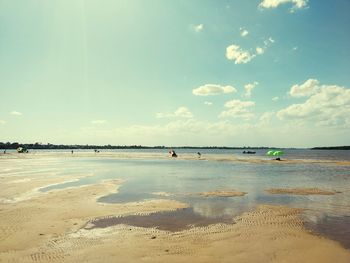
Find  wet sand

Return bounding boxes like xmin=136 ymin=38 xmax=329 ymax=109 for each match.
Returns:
xmin=152 ymin=192 xmax=173 ymax=197
xmin=1 ymin=153 xmax=350 ymax=262
xmin=199 ymin=190 xmax=247 ymax=197
xmin=266 ymin=188 xmax=338 ymax=195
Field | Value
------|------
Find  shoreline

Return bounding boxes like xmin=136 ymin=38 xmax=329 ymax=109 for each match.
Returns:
xmin=1 ymin=151 xmax=350 ymax=166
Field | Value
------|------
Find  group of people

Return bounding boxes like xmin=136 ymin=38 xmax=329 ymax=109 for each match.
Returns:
xmin=168 ymin=149 xmax=201 ymax=158
xmin=70 ymin=149 xmax=100 ymax=154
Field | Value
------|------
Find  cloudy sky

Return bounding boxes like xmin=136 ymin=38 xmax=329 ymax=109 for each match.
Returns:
xmin=1 ymin=0 xmax=349 ymax=147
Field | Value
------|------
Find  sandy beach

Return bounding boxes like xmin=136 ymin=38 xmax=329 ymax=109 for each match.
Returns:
xmin=1 ymin=152 xmax=350 ymax=262
xmin=2 ymin=0 xmax=349 ymax=261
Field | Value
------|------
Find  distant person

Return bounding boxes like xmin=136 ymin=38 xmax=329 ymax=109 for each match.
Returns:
xmin=197 ymin=152 xmax=201 ymax=158
xmin=169 ymin=149 xmax=177 ymax=158
xmin=71 ymin=150 xmax=73 ymax=154
xmin=3 ymin=150 xmax=6 ymax=154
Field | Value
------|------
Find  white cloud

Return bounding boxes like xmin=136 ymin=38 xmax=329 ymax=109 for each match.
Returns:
xmin=10 ymin=111 xmax=22 ymax=116
xmin=193 ymin=24 xmax=203 ymax=32
xmin=244 ymin=81 xmax=259 ymax=98
xmin=256 ymin=47 xmax=265 ymax=55
xmin=263 ymin=37 xmax=275 ymax=48
xmin=219 ymin=100 xmax=255 ymax=120
xmin=91 ymin=120 xmax=106 ymax=124
xmin=193 ymin=84 xmax=237 ymax=96
xmin=155 ymin=113 xmax=167 ymax=118
xmin=226 ymin=39 xmax=273 ymax=64
xmin=259 ymin=111 xmax=275 ymax=126
xmin=75 ymin=114 xmax=349 ymax=148
xmin=272 ymin=96 xmax=279 ymax=101
xmin=240 ymin=28 xmax=249 ymax=37
xmin=156 ymin=107 xmax=193 ymax=119
xmin=226 ymin=45 xmax=255 ymax=64
xmin=224 ymin=100 xmax=255 ymax=109
xmin=174 ymin=107 xmax=193 ymax=118
xmin=277 ymin=82 xmax=350 ymax=127
xmin=110 ymin=119 xmax=255 ymax=142
xmin=204 ymin=101 xmax=213 ymax=106
xmin=289 ymin=78 xmax=319 ymax=97
xmin=0 ymin=120 xmax=6 ymax=125
xmin=259 ymin=0 xmax=308 ymax=11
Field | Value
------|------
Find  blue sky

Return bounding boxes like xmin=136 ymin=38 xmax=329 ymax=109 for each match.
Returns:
xmin=1 ymin=0 xmax=350 ymax=147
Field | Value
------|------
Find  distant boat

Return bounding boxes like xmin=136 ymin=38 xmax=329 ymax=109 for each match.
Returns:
xmin=242 ymin=151 xmax=256 ymax=154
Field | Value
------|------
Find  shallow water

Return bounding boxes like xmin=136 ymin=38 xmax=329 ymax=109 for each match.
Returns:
xmin=4 ymin=150 xmax=349 ymax=248
xmin=303 ymin=213 xmax=350 ymax=249
xmin=85 ymin=207 xmax=235 ymax=232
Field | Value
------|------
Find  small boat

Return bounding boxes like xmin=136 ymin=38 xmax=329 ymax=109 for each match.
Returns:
xmin=242 ymin=151 xmax=256 ymax=154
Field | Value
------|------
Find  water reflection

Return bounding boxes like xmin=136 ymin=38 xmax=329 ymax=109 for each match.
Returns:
xmin=85 ymin=207 xmax=235 ymax=232
xmin=303 ymin=212 xmax=350 ymax=249
xmin=35 ymin=156 xmax=350 ymax=248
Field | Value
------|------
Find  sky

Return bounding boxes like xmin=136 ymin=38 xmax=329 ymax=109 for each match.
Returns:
xmin=0 ymin=0 xmax=350 ymax=147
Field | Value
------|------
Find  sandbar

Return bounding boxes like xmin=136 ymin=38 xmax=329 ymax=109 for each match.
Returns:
xmin=152 ymin=192 xmax=173 ymax=197
xmin=266 ymin=188 xmax=338 ymax=195
xmin=199 ymin=190 xmax=247 ymax=197
xmin=2 ymin=150 xmax=350 ymax=166
xmin=1 ymin=200 xmax=349 ymax=262
xmin=0 ymin=179 xmax=188 ymax=254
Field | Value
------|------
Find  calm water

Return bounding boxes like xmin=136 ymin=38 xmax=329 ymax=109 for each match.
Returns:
xmin=3 ymin=148 xmax=350 ymax=161
xmin=5 ymin=149 xmax=350 ymax=248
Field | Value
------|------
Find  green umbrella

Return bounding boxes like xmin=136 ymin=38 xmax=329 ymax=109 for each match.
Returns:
xmin=266 ymin=150 xmax=275 ymax=156
xmin=273 ymin=150 xmax=284 ymax=156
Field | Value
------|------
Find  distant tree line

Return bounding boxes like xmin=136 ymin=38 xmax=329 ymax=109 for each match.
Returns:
xmin=0 ymin=142 xmax=164 ymax=150
xmin=311 ymin=146 xmax=350 ymax=150
xmin=0 ymin=142 xmax=276 ymax=150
